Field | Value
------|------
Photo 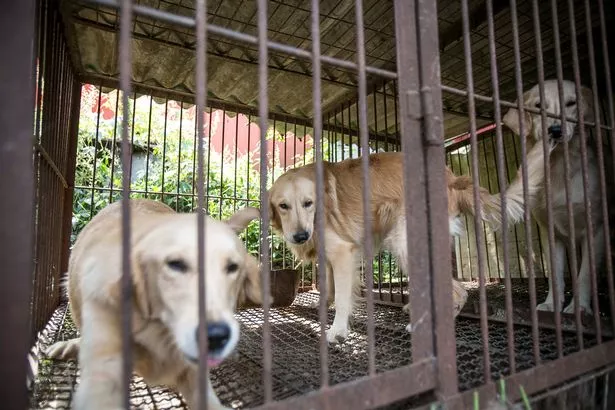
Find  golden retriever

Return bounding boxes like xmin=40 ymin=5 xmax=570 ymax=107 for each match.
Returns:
xmin=267 ymin=152 xmax=501 ymax=342
xmin=46 ymin=199 xmax=262 ymax=410
xmin=502 ymin=78 xmax=613 ymax=314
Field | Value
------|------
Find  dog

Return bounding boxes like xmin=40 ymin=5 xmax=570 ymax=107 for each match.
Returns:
xmin=502 ymin=79 xmax=613 ymax=315
xmin=45 ymin=199 xmax=262 ymax=410
xmin=267 ymin=152 xmax=501 ymax=342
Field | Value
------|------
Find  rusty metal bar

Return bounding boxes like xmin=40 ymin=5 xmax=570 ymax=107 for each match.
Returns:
xmin=393 ymin=0 xmax=435 ymax=364
xmin=566 ymin=0 xmax=602 ymax=343
xmin=77 ymin=0 xmax=397 ymax=80
xmin=446 ymin=339 xmax=615 ymax=409
xmin=549 ymin=0 xmax=583 ymax=350
xmin=309 ymin=0 xmax=329 ymax=391
xmin=0 ymin=1 xmax=37 ymax=407
xmin=509 ymin=0 xmax=541 ymax=366
xmin=598 ymin=0 xmax=615 ymax=334
xmin=486 ymin=0 xmax=515 ymax=373
xmin=119 ymin=0 xmax=134 ymax=407
xmin=460 ymin=0 xmax=491 ymax=383
xmin=195 ymin=0 xmax=209 ymax=409
xmin=583 ymin=0 xmax=615 ymax=339
xmin=254 ymin=359 xmax=436 ymax=410
xmin=354 ymin=0 xmax=376 ymax=377
xmin=256 ymin=0 xmax=273 ymax=402
xmin=531 ymin=0 xmax=564 ymax=358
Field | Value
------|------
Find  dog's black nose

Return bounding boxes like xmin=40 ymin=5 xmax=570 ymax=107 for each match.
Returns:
xmin=548 ymin=124 xmax=562 ymax=139
xmin=293 ymin=230 xmax=309 ymax=243
xmin=196 ymin=322 xmax=231 ymax=354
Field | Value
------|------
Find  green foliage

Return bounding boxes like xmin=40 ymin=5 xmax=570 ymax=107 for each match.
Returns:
xmin=72 ymin=88 xmax=400 ymax=285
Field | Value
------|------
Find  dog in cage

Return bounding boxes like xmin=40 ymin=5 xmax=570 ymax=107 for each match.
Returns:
xmin=267 ymin=152 xmax=503 ymax=342
xmin=45 ymin=199 xmax=262 ymax=410
xmin=502 ymin=79 xmax=614 ymax=315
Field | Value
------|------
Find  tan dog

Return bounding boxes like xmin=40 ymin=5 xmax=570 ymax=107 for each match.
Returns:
xmin=46 ymin=199 xmax=262 ymax=410
xmin=268 ymin=152 xmax=501 ymax=342
xmin=502 ymin=79 xmax=612 ymax=315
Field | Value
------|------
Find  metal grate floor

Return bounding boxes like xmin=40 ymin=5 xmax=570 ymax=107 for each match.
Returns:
xmin=29 ymin=290 xmax=598 ymax=410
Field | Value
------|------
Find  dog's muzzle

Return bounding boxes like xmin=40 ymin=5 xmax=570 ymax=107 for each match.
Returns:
xmin=292 ymin=230 xmax=310 ymax=244
xmin=548 ymin=124 xmax=562 ymax=140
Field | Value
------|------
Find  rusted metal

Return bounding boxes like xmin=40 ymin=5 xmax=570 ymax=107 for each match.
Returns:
xmin=254 ymin=359 xmax=436 ymax=410
xmin=393 ymin=0 xmax=435 ymax=365
xmin=598 ymin=0 xmax=615 ymax=335
xmin=566 ymin=0 xmax=602 ymax=343
xmin=0 ymin=1 xmax=37 ymax=407
xmin=119 ymin=0 xmax=134 ymax=407
xmin=256 ymin=0 xmax=273 ymax=403
xmin=549 ymin=0 xmax=584 ymax=350
xmin=447 ymin=339 xmax=615 ymax=409
xmin=531 ymin=0 xmax=564 ymax=359
xmin=309 ymin=0 xmax=329 ymax=392
xmin=460 ymin=0 xmax=491 ymax=384
xmin=195 ymin=0 xmax=209 ymax=408
xmin=582 ymin=0 xmax=614 ymax=339
xmin=354 ymin=0 xmax=376 ymax=378
xmin=509 ymin=0 xmax=542 ymax=366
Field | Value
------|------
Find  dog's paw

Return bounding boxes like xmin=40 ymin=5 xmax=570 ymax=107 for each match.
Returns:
xmin=46 ymin=338 xmax=80 ymax=360
xmin=326 ymin=326 xmax=349 ymax=344
xmin=536 ymin=301 xmax=557 ymax=312
xmin=402 ymin=303 xmax=410 ymax=314
xmin=563 ymin=301 xmax=593 ymax=316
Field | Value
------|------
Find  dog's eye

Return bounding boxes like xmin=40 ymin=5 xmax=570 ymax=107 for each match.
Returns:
xmin=279 ymin=203 xmax=289 ymax=210
xmin=303 ymin=200 xmax=313 ymax=208
xmin=226 ymin=262 xmax=239 ymax=274
xmin=535 ymin=102 xmax=541 ymax=109
xmin=566 ymin=100 xmax=576 ymax=107
xmin=166 ymin=258 xmax=188 ymax=273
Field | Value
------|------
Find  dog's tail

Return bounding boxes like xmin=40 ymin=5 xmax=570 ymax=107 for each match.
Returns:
xmin=448 ymin=169 xmax=502 ymax=229
xmin=499 ymin=140 xmax=550 ymax=226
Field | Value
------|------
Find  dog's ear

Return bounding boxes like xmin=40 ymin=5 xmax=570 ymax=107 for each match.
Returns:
xmin=502 ymin=90 xmax=533 ymax=138
xmin=267 ymin=189 xmax=282 ymax=231
xmin=226 ymin=207 xmax=260 ymax=233
xmin=580 ymin=86 xmax=596 ymax=125
xmin=131 ymin=247 xmax=157 ymax=319
xmin=324 ymin=166 xmax=338 ymax=212
xmin=237 ymin=253 xmax=264 ymax=306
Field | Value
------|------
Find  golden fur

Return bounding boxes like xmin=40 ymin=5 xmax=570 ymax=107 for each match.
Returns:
xmin=46 ymin=199 xmax=262 ymax=410
xmin=268 ymin=152 xmax=501 ymax=341
xmin=502 ymin=79 xmax=613 ymax=314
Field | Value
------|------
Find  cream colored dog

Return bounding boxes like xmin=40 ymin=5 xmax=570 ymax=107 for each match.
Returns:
xmin=503 ymin=79 xmax=612 ymax=315
xmin=268 ymin=152 xmax=501 ymax=342
xmin=46 ymin=199 xmax=262 ymax=410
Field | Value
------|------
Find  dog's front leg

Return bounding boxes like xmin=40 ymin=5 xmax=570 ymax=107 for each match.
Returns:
xmin=177 ymin=370 xmax=231 ymax=410
xmin=563 ymin=225 xmax=604 ymax=315
xmin=537 ymin=233 xmax=566 ymax=313
xmin=325 ymin=244 xmax=358 ymax=343
xmin=72 ymin=303 xmax=125 ymax=410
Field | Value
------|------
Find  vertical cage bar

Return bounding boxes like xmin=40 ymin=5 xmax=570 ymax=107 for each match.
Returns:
xmin=393 ymin=0 xmax=437 ymax=366
xmin=531 ymin=0 xmax=564 ymax=357
xmin=257 ymin=0 xmax=273 ymax=402
xmin=598 ymin=0 xmax=615 ymax=333
xmin=509 ymin=0 xmax=541 ymax=365
xmin=0 ymin=1 xmax=36 ymax=407
xmin=119 ymin=0 xmax=134 ymax=407
xmin=486 ymin=0 xmax=515 ymax=373
xmin=460 ymin=0 xmax=491 ymax=382
xmin=310 ymin=0 xmax=329 ymax=390
xmin=354 ymin=0 xmax=376 ymax=376
xmin=195 ymin=0 xmax=210 ymax=408
xmin=566 ymin=0 xmax=602 ymax=343
xmin=583 ymin=0 xmax=615 ymax=334
xmin=109 ymin=88 xmax=121 ymax=203
xmin=89 ymin=84 xmax=103 ymax=219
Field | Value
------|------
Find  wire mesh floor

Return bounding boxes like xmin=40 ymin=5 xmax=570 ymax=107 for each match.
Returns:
xmin=29 ymin=289 xmax=599 ymax=410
